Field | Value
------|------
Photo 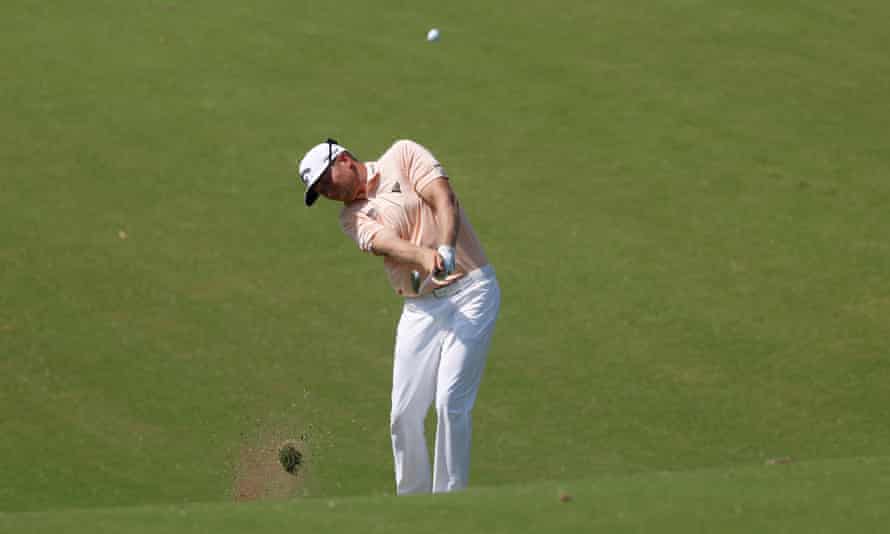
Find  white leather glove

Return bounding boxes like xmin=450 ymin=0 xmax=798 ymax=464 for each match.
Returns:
xmin=437 ymin=245 xmax=456 ymax=276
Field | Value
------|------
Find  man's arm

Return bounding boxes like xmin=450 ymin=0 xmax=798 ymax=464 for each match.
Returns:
xmin=417 ymin=178 xmax=460 ymax=274
xmin=371 ymin=228 xmax=444 ymax=274
xmin=418 ymin=178 xmax=460 ymax=248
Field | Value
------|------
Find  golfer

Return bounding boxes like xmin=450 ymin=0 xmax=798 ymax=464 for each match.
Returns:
xmin=297 ymin=138 xmax=500 ymax=494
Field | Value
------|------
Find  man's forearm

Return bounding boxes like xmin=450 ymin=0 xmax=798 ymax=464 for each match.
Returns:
xmin=421 ymin=179 xmax=460 ymax=248
xmin=437 ymin=203 xmax=460 ymax=248
xmin=371 ymin=229 xmax=427 ymax=266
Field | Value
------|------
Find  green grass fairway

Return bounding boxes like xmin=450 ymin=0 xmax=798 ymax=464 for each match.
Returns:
xmin=4 ymin=456 xmax=889 ymax=533
xmin=2 ymin=0 xmax=889 ymax=530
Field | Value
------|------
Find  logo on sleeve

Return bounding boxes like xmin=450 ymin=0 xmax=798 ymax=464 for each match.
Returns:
xmin=391 ymin=183 xmax=401 ymax=193
xmin=300 ymin=168 xmax=311 ymax=185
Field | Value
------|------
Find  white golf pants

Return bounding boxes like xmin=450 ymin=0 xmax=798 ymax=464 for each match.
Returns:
xmin=390 ymin=265 xmax=500 ymax=495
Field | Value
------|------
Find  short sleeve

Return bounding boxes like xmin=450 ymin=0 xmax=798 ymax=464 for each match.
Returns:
xmin=340 ymin=205 xmax=385 ymax=253
xmin=396 ymin=140 xmax=448 ymax=193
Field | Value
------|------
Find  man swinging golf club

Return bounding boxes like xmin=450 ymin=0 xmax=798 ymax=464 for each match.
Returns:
xmin=297 ymin=138 xmax=500 ymax=494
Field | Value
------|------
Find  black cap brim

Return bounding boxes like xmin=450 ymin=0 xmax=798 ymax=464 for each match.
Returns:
xmin=305 ymin=186 xmax=320 ymax=207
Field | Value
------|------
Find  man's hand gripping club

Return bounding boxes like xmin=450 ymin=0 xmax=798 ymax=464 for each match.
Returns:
xmin=411 ymin=245 xmax=456 ymax=294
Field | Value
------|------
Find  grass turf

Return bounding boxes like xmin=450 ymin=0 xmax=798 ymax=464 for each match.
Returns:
xmin=3 ymin=456 xmax=889 ymax=533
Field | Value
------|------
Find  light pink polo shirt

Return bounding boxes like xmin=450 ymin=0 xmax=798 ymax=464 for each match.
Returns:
xmin=339 ymin=140 xmax=489 ymax=297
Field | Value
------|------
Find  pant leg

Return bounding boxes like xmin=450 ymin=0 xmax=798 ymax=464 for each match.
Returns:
xmin=432 ymin=274 xmax=501 ymax=493
xmin=391 ymin=299 xmax=446 ymax=495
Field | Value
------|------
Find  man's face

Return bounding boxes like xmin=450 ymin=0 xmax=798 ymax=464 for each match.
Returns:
xmin=315 ymin=154 xmax=360 ymax=202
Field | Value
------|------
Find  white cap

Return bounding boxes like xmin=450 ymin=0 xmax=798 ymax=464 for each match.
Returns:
xmin=298 ymin=139 xmax=347 ymax=206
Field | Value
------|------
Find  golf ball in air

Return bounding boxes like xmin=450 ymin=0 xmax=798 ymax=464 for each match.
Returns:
xmin=427 ymin=28 xmax=440 ymax=42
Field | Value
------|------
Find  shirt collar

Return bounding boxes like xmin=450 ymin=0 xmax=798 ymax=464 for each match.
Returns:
xmin=365 ymin=162 xmax=380 ymax=196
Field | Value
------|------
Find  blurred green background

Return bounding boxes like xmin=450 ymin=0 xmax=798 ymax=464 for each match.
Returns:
xmin=1 ymin=0 xmax=888 ymax=525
